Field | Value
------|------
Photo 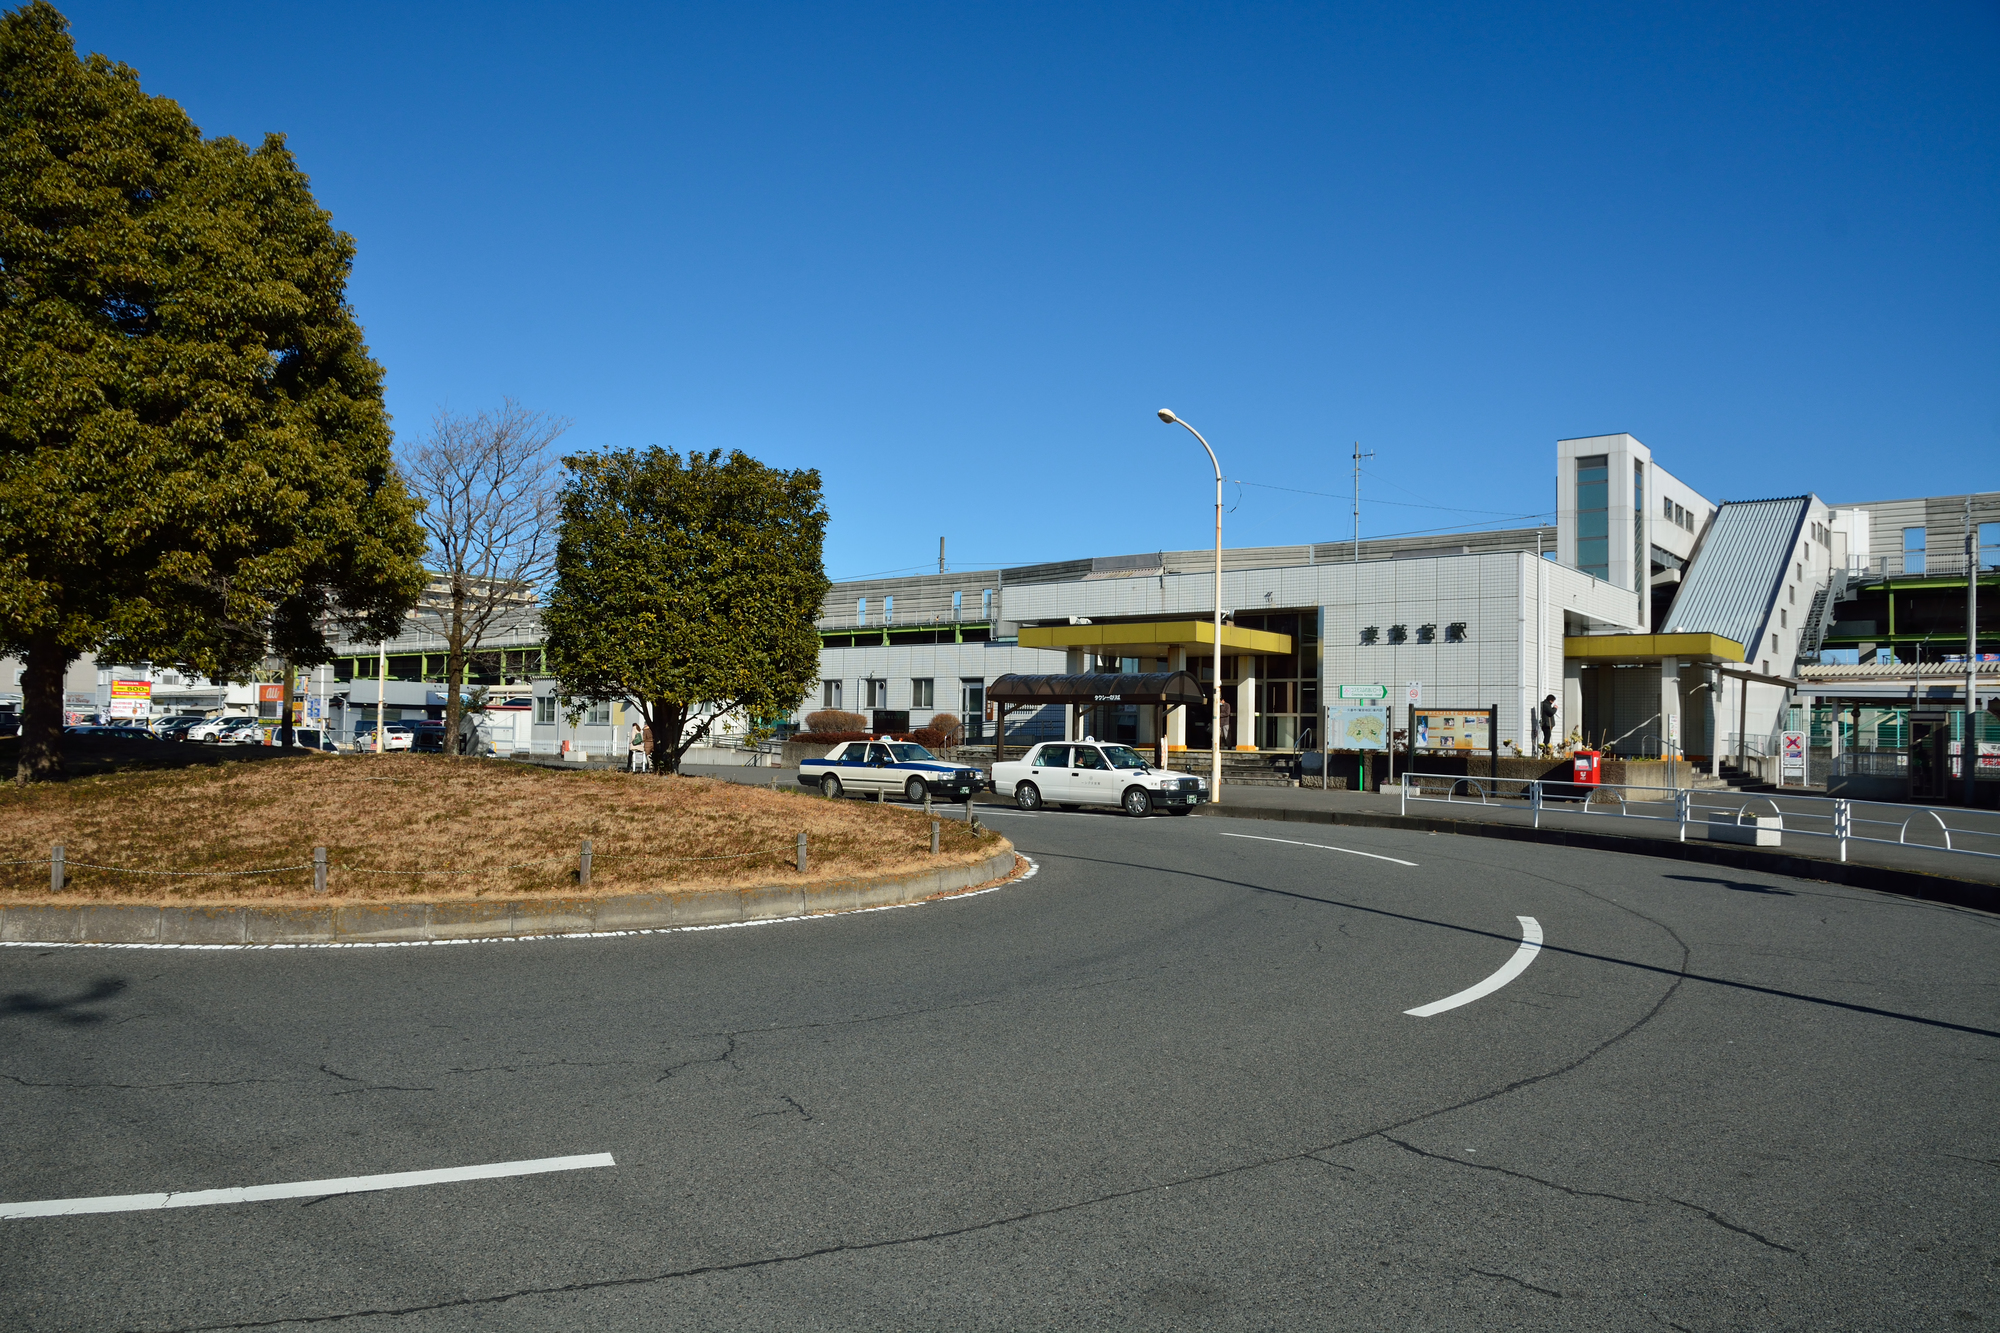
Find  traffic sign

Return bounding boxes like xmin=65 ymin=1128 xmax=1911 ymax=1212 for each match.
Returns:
xmin=1406 ymin=681 xmax=1422 ymax=706
xmin=1339 ymin=684 xmax=1389 ymax=700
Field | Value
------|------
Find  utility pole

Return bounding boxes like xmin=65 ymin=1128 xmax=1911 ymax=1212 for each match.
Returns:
xmin=1352 ymin=443 xmax=1374 ymax=564
xmin=375 ymin=641 xmax=388 ymax=754
xmin=939 ymin=537 xmax=946 ymax=575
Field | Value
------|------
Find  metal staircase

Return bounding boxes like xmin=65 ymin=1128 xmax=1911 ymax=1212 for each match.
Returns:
xmin=1796 ymin=570 xmax=1850 ymax=663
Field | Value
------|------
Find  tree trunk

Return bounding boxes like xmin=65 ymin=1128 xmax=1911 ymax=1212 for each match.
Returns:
xmin=15 ymin=633 xmax=70 ymax=784
xmin=278 ymin=661 xmax=296 ymax=749
xmin=444 ymin=588 xmax=466 ymax=761
xmin=655 ymin=701 xmax=687 ymax=775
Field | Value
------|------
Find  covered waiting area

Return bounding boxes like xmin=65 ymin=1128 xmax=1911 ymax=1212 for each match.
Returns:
xmin=987 ymin=672 xmax=1205 ymax=762
xmin=1015 ymin=619 xmax=1291 ymax=751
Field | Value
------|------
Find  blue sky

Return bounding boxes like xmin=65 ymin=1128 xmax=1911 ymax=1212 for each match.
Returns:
xmin=61 ymin=1 xmax=2000 ymax=581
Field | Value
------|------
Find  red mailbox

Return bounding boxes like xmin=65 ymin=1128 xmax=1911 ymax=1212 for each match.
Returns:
xmin=1572 ymin=750 xmax=1601 ymax=786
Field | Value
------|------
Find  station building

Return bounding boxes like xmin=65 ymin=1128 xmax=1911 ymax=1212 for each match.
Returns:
xmin=801 ymin=435 xmax=1994 ymax=777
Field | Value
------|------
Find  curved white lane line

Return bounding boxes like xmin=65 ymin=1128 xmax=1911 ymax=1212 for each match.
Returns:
xmin=1216 ymin=830 xmax=1418 ymax=867
xmin=1404 ymin=916 xmax=1543 ymax=1017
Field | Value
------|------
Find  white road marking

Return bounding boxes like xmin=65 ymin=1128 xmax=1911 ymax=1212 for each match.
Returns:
xmin=1216 ymin=831 xmax=1418 ymax=866
xmin=1404 ymin=916 xmax=1543 ymax=1017
xmin=0 ymin=1153 xmax=616 ymax=1220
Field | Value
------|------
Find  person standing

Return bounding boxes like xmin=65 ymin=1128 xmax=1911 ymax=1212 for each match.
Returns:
xmin=1537 ymin=694 xmax=1558 ymax=750
xmin=628 ymin=721 xmax=644 ymax=772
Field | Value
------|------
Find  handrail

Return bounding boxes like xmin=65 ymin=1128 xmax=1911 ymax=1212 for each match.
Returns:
xmin=1396 ymin=770 xmax=1999 ymax=863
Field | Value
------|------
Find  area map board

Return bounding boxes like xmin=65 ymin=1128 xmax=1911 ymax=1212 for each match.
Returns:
xmin=1326 ymin=704 xmax=1391 ymax=750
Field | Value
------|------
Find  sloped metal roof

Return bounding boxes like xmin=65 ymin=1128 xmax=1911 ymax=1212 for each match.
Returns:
xmin=1661 ymin=497 xmax=1810 ymax=650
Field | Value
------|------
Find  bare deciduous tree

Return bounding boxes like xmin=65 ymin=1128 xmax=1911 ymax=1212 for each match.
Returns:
xmin=400 ymin=401 xmax=568 ymax=757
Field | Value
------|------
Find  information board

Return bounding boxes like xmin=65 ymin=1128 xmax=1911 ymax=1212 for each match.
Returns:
xmin=1780 ymin=730 xmax=1807 ymax=781
xmin=1338 ymin=684 xmax=1389 ymax=701
xmin=1413 ymin=708 xmax=1491 ymax=752
xmin=1326 ymin=705 xmax=1391 ymax=751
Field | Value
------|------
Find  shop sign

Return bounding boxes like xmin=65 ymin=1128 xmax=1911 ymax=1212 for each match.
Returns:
xmin=108 ymin=679 xmax=151 ymax=719
xmin=1338 ymin=684 xmax=1388 ymax=700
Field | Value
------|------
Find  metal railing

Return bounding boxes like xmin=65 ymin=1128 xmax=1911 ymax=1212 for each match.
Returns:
xmin=1397 ymin=771 xmax=2000 ymax=864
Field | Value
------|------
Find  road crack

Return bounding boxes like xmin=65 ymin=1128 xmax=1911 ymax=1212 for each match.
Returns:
xmin=1469 ymin=1268 xmax=1563 ymax=1298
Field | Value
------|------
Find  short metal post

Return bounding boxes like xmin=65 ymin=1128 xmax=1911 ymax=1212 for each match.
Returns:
xmin=1399 ymin=776 xmax=1408 ymax=817
xmin=313 ymin=847 xmax=328 ymax=894
xmin=1675 ymin=790 xmax=1691 ymax=843
xmin=50 ymin=844 xmax=63 ymax=893
xmin=579 ymin=838 xmax=592 ymax=888
xmin=931 ymin=820 xmax=940 ymax=854
xmin=1833 ymin=799 xmax=1851 ymax=862
xmin=796 ymin=832 xmax=808 ymax=874
xmin=1531 ymin=781 xmax=1541 ymax=829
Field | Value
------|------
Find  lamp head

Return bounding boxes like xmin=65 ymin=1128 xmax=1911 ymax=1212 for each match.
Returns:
xmin=1156 ymin=408 xmax=1177 ymax=424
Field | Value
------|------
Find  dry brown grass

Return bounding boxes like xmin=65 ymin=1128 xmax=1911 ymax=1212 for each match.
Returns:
xmin=0 ymin=753 xmax=1004 ymax=904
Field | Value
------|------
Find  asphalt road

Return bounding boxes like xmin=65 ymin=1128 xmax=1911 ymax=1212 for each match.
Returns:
xmin=2 ymin=803 xmax=1996 ymax=1331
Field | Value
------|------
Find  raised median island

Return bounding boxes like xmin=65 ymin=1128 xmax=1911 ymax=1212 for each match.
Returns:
xmin=0 ymin=748 xmax=1015 ymax=945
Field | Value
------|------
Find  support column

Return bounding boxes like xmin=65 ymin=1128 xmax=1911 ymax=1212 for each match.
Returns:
xmin=1238 ymin=659 xmax=1259 ymax=750
xmin=1660 ymin=656 xmax=1680 ymax=764
xmin=1166 ymin=646 xmax=1188 ymax=750
xmin=1711 ymin=667 xmax=1725 ymax=776
xmin=1562 ymin=658 xmax=1582 ymax=751
xmin=1064 ymin=648 xmax=1085 ymax=741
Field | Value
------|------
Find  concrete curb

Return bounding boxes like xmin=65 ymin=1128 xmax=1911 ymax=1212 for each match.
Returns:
xmin=1193 ymin=805 xmax=1999 ymax=913
xmin=0 ymin=844 xmax=1019 ymax=946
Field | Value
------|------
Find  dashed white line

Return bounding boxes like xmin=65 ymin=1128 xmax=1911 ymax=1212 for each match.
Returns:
xmin=1405 ymin=916 xmax=1544 ymax=1017
xmin=1215 ymin=831 xmax=1419 ymax=866
xmin=0 ymin=1153 xmax=616 ymax=1220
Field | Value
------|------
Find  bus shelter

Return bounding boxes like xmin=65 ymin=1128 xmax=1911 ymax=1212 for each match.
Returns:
xmin=986 ymin=672 xmax=1206 ymax=762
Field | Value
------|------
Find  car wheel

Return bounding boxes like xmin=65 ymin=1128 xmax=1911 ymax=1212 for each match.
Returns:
xmin=1122 ymin=786 xmax=1152 ymax=817
xmin=822 ymin=774 xmax=843 ymax=800
xmin=905 ymin=776 xmax=928 ymax=803
xmin=1015 ymin=782 xmax=1042 ymax=811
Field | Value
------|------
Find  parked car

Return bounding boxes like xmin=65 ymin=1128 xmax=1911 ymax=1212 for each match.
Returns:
xmin=214 ymin=719 xmax=267 ymax=745
xmin=154 ymin=716 xmax=205 ymax=741
xmin=352 ymin=722 xmax=414 ymax=752
xmin=183 ymin=716 xmax=238 ymax=743
xmin=991 ymin=740 xmax=1206 ymax=816
xmin=797 ymin=740 xmax=984 ymax=803
xmin=285 ymin=727 xmax=337 ymax=753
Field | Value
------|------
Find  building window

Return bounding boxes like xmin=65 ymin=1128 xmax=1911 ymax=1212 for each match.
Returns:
xmin=1903 ymin=526 xmax=1925 ymax=575
xmin=952 ymin=590 xmax=962 ymax=620
xmin=822 ymin=680 xmax=842 ymax=709
xmin=1633 ymin=460 xmax=1645 ymax=589
xmin=585 ymin=701 xmax=611 ymax=726
xmin=1771 ymin=634 xmax=1779 ymax=654
xmin=1388 ymin=624 xmax=1408 ymax=644
xmin=1663 ymin=497 xmax=1674 ymax=521
xmin=1575 ymin=455 xmax=1609 ymax=578
xmin=960 ymin=679 xmax=985 ymax=732
xmin=865 ymin=679 xmax=887 ymax=708
xmin=911 ymin=678 xmax=934 ymax=708
xmin=981 ymin=589 xmax=993 ymax=620
xmin=857 ymin=596 xmax=868 ymax=626
xmin=1981 ymin=522 xmax=2000 ymax=571
xmin=1360 ymin=626 xmax=1379 ymax=645
xmin=1780 ymin=609 xmax=1787 ymax=628
xmin=884 ymin=595 xmax=894 ymax=625
xmin=535 ymin=695 xmax=556 ymax=724
xmin=1789 ymin=585 xmax=1795 ymax=603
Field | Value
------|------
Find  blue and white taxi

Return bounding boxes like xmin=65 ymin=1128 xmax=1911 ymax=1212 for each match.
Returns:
xmin=799 ymin=740 xmax=986 ymax=803
xmin=991 ymin=740 xmax=1206 ymax=816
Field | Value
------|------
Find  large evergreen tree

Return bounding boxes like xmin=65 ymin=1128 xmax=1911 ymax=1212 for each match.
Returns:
xmin=543 ymin=448 xmax=828 ymax=775
xmin=0 ymin=2 xmax=426 ymax=780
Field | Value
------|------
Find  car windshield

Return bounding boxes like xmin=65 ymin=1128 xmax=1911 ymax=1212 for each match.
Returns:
xmin=887 ymin=744 xmax=935 ymax=762
xmin=1101 ymin=745 xmax=1149 ymax=769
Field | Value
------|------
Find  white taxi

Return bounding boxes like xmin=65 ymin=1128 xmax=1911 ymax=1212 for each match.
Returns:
xmin=991 ymin=740 xmax=1206 ymax=816
xmin=798 ymin=740 xmax=985 ymax=803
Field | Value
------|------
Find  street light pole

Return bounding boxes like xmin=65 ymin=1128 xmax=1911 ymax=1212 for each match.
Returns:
xmin=1158 ymin=410 xmax=1224 ymax=806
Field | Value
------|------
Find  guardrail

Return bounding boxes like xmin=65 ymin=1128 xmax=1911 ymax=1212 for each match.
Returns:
xmin=1397 ymin=771 xmax=2000 ymax=864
